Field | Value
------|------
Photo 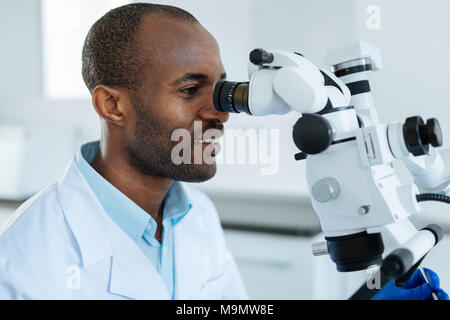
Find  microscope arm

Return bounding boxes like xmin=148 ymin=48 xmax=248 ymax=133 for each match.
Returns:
xmin=402 ymin=147 xmax=450 ymax=194
xmin=247 ymin=50 xmax=352 ymax=116
xmin=350 ymin=224 xmax=443 ymax=300
xmin=271 ymin=63 xmax=351 ymax=114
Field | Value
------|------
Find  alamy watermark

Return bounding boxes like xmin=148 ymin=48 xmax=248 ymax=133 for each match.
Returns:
xmin=171 ymin=121 xmax=280 ymax=176
xmin=66 ymin=265 xmax=81 ymax=290
xmin=367 ymin=5 xmax=381 ymax=30
xmin=366 ymin=265 xmax=382 ymax=290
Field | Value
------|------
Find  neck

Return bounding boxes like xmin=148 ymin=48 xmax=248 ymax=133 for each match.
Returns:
xmin=91 ymin=139 xmax=173 ymax=221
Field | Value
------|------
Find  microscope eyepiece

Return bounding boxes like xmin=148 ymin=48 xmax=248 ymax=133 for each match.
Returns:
xmin=213 ymin=80 xmax=251 ymax=115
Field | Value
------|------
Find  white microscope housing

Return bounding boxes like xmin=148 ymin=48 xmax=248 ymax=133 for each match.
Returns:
xmin=213 ymin=42 xmax=445 ymax=274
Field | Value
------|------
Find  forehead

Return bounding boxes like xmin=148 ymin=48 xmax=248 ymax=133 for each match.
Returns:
xmin=137 ymin=15 xmax=224 ymax=81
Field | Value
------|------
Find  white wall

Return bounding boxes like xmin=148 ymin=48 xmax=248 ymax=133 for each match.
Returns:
xmin=353 ymin=0 xmax=450 ymax=142
xmin=42 ymin=0 xmax=131 ymax=100
xmin=147 ymin=0 xmax=251 ymax=82
xmin=0 ymin=0 xmax=42 ymax=98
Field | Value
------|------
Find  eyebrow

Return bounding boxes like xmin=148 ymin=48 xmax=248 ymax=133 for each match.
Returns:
xmin=170 ymin=72 xmax=227 ymax=86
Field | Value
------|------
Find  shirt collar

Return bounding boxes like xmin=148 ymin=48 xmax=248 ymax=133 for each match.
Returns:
xmin=164 ymin=179 xmax=192 ymax=225
xmin=75 ymin=141 xmax=192 ymax=243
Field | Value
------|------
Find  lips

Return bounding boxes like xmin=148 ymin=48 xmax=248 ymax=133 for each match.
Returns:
xmin=193 ymin=130 xmax=223 ymax=157
xmin=193 ymin=129 xmax=224 ymax=144
xmin=194 ymin=138 xmax=220 ymax=144
xmin=203 ymin=140 xmax=221 ymax=157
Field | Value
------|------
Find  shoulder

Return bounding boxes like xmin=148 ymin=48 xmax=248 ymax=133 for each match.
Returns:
xmin=0 ymin=184 xmax=80 ymax=297
xmin=0 ymin=184 xmax=60 ymax=240
xmin=0 ymin=183 xmax=67 ymax=241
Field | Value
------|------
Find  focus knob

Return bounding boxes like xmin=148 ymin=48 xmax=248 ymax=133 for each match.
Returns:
xmin=403 ymin=116 xmax=443 ymax=156
xmin=424 ymin=118 xmax=443 ymax=148
xmin=312 ymin=177 xmax=341 ymax=203
xmin=293 ymin=114 xmax=333 ymax=155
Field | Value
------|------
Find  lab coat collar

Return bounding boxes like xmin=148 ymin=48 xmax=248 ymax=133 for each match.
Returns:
xmin=57 ymin=157 xmax=112 ymax=267
xmin=108 ymin=218 xmax=170 ymax=299
xmin=172 ymin=204 xmax=209 ymax=299
xmin=76 ymin=142 xmax=153 ymax=245
xmin=57 ymin=157 xmax=170 ymax=299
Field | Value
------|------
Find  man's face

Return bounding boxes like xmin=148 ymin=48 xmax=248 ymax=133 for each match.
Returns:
xmin=124 ymin=15 xmax=229 ymax=182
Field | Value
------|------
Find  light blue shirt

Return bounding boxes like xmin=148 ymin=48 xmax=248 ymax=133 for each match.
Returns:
xmin=75 ymin=141 xmax=192 ymax=299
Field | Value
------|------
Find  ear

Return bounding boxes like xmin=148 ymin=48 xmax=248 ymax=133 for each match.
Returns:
xmin=91 ymin=85 xmax=130 ymax=127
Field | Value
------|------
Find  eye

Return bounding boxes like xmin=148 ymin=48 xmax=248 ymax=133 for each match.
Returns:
xmin=179 ymin=86 xmax=199 ymax=96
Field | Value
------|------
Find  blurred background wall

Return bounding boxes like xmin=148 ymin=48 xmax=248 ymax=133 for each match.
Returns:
xmin=1 ymin=0 xmax=450 ymax=299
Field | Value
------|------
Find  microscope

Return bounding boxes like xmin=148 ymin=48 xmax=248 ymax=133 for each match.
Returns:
xmin=213 ymin=42 xmax=450 ymax=299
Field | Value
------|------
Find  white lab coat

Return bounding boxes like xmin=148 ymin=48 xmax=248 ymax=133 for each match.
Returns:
xmin=0 ymin=157 xmax=248 ymax=300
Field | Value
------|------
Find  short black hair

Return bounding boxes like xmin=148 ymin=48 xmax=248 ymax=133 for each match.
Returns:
xmin=82 ymin=3 xmax=198 ymax=94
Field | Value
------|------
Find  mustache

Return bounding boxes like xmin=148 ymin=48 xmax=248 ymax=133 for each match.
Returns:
xmin=203 ymin=121 xmax=224 ymax=133
xmin=192 ymin=121 xmax=224 ymax=141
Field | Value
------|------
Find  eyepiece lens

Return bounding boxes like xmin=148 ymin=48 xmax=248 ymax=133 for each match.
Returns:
xmin=213 ymin=80 xmax=251 ymax=115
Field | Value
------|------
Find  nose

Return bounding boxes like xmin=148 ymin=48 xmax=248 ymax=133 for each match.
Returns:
xmin=199 ymin=98 xmax=230 ymax=124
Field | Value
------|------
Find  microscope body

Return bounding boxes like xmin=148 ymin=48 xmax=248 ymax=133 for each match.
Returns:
xmin=300 ymin=43 xmax=425 ymax=271
xmin=213 ymin=42 xmax=446 ymax=277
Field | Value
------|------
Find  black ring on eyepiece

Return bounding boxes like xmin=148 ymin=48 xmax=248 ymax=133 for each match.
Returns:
xmin=213 ymin=80 xmax=227 ymax=112
xmin=334 ymin=64 xmax=373 ymax=77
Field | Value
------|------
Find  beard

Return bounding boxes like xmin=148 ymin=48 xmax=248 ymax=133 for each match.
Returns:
xmin=125 ymin=99 xmax=221 ymax=183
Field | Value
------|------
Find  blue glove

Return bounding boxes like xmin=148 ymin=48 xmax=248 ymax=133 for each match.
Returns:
xmin=373 ymin=268 xmax=449 ymax=300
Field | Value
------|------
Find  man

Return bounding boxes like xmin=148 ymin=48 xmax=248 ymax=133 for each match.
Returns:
xmin=0 ymin=3 xmax=446 ymax=300
xmin=0 ymin=3 xmax=246 ymax=300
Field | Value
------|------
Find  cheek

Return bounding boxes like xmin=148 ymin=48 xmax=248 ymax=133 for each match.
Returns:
xmin=161 ymin=99 xmax=200 ymax=132
xmin=139 ymin=88 xmax=200 ymax=132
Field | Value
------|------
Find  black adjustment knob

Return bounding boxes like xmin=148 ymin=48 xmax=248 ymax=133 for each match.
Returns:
xmin=250 ymin=49 xmax=274 ymax=66
xmin=294 ymin=152 xmax=308 ymax=161
xmin=424 ymin=118 xmax=443 ymax=147
xmin=293 ymin=114 xmax=333 ymax=155
xmin=403 ymin=116 xmax=443 ymax=156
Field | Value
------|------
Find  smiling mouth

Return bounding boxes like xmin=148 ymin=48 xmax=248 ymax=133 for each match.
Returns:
xmin=193 ymin=137 xmax=222 ymax=158
xmin=193 ymin=129 xmax=224 ymax=144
